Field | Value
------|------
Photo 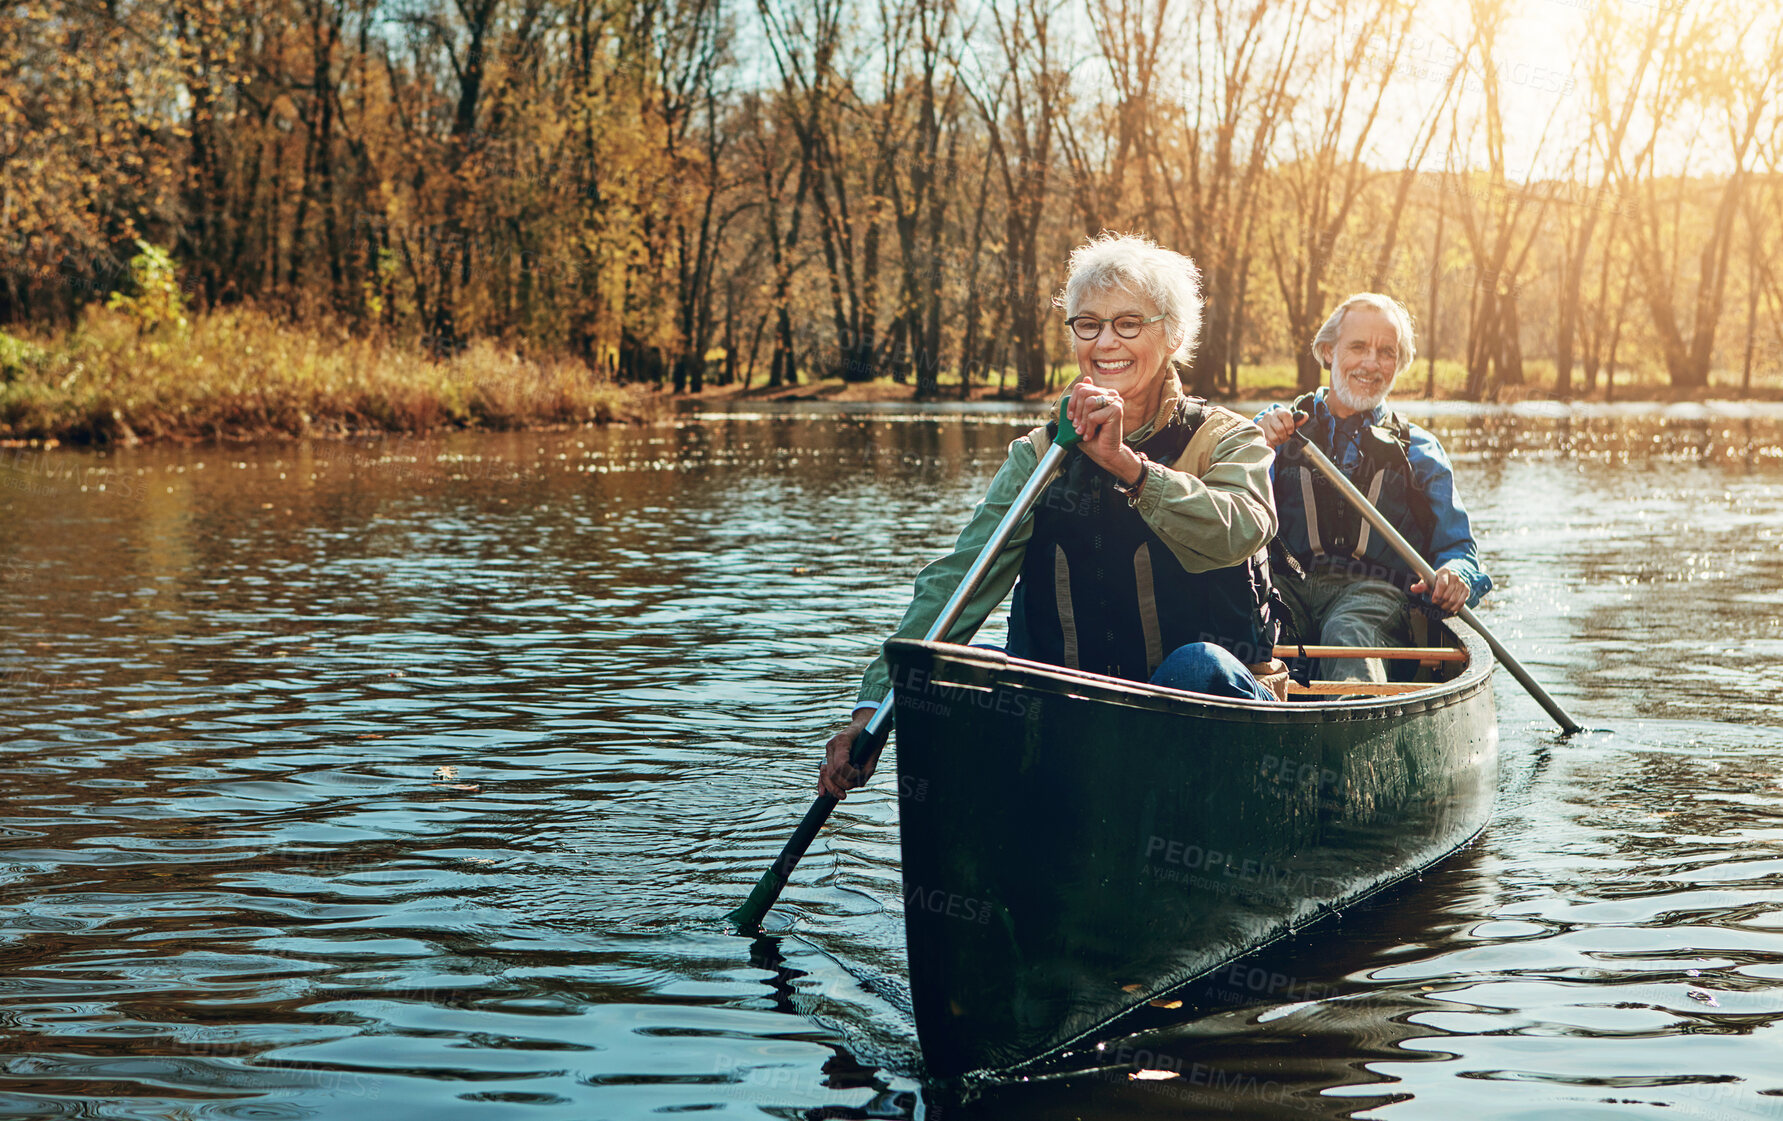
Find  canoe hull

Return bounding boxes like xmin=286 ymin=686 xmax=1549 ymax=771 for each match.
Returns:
xmin=886 ymin=624 xmax=1497 ymax=1077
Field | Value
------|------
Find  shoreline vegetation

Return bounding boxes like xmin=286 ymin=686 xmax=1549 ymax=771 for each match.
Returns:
xmin=11 ymin=1 xmax=1783 ymax=439
xmin=4 ymin=310 xmax=1781 ymax=449
xmin=0 ymin=308 xmax=663 ymax=445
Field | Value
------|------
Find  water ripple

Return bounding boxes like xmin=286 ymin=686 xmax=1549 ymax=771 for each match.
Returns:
xmin=1 ymin=414 xmax=1779 ymax=1118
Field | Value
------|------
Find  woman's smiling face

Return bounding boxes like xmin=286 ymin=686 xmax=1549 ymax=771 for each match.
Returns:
xmin=1071 ymin=288 xmax=1172 ymax=406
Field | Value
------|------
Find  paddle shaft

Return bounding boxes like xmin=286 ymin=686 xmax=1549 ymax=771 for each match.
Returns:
xmin=727 ymin=437 xmax=1076 ymax=930
xmin=1288 ymin=432 xmax=1582 ymax=736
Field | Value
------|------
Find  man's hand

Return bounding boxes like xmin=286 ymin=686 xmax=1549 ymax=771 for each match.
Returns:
xmin=818 ymin=707 xmax=877 ymax=799
xmin=1256 ymin=406 xmax=1307 ymax=450
xmin=1410 ymin=563 xmax=1470 ymax=614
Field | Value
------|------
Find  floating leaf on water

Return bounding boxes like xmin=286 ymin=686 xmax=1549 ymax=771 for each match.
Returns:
xmin=1148 ymin=999 xmax=1183 ymax=1009
xmin=1121 ymin=983 xmax=1142 ymax=993
xmin=1130 ymin=1070 xmax=1179 ymax=1081
xmin=434 ymin=766 xmax=458 ymax=780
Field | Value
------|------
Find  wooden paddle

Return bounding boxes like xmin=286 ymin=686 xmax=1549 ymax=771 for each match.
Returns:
xmin=1287 ymin=427 xmax=1582 ymax=736
xmin=727 ymin=399 xmax=1085 ymax=932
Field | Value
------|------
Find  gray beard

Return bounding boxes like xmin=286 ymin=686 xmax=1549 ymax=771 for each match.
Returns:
xmin=1330 ymin=374 xmax=1390 ymax=414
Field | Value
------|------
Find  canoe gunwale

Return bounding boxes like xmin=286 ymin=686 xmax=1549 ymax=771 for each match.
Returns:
xmin=884 ymin=616 xmax=1493 ymax=727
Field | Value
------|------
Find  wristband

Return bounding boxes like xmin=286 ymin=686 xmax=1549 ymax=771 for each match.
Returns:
xmin=1112 ymin=457 xmax=1151 ymax=507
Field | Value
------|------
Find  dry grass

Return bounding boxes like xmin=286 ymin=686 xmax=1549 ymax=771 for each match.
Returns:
xmin=0 ymin=307 xmax=661 ymax=444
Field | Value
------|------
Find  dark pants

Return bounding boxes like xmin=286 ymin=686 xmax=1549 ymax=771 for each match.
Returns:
xmin=1277 ymin=570 xmax=1409 ymax=683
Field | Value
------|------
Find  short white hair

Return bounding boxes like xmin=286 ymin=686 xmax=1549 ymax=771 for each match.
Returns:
xmin=1311 ymin=292 xmax=1417 ymax=376
xmin=1056 ymin=232 xmax=1203 ymax=364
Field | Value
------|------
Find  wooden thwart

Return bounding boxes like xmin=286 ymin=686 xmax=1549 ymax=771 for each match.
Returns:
xmin=1286 ymin=681 xmax=1434 ymax=696
xmin=1272 ymin=644 xmax=1466 ymax=663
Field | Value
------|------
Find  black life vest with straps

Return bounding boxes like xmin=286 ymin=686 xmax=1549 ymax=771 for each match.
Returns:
xmin=1271 ymin=390 xmax=1436 ymax=588
xmin=1006 ymin=395 xmax=1278 ymax=680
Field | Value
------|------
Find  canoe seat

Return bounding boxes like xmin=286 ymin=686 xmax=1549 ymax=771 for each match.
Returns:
xmin=1271 ymin=645 xmax=1465 ymax=663
xmin=1285 ymin=680 xmax=1435 ymax=697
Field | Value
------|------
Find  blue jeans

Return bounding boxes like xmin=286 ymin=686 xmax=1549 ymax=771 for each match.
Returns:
xmin=1149 ymin=642 xmax=1274 ymax=701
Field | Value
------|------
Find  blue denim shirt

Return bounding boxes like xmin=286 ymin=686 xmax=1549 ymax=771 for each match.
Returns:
xmin=1257 ymin=388 xmax=1492 ymax=606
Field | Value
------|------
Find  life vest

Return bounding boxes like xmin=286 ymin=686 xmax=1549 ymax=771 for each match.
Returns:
xmin=1271 ymin=390 xmax=1435 ymax=589
xmin=1006 ymin=395 xmax=1278 ymax=680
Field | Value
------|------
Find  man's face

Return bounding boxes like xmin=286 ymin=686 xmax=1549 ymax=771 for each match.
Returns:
xmin=1326 ymin=306 xmax=1402 ymax=415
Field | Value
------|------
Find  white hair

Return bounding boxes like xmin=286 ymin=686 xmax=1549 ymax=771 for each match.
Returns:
xmin=1056 ymin=232 xmax=1203 ymax=364
xmin=1311 ymin=292 xmax=1417 ymax=376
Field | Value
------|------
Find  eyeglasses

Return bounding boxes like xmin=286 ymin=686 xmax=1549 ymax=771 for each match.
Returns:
xmin=1065 ymin=313 xmax=1166 ymax=341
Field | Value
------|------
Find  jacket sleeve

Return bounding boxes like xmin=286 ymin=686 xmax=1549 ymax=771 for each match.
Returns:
xmin=853 ymin=435 xmax=1040 ymax=709
xmin=1407 ymin=424 xmax=1492 ymax=605
xmin=1130 ymin=416 xmax=1278 ymax=573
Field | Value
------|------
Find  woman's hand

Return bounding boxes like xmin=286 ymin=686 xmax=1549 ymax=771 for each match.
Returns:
xmin=817 ymin=707 xmax=877 ymax=799
xmin=1066 ymin=381 xmax=1143 ymax=486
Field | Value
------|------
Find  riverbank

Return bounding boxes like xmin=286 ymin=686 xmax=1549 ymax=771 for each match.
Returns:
xmin=685 ymin=357 xmax=1783 ymax=406
xmin=5 ymin=309 xmax=1773 ymax=449
xmin=0 ymin=308 xmax=662 ymax=445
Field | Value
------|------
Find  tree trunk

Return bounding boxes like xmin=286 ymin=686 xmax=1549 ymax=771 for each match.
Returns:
xmin=1555 ymin=241 xmax=1578 ymax=399
xmin=743 ymin=310 xmax=768 ymax=390
xmin=1425 ymin=191 xmax=1445 ymax=399
xmin=1743 ymin=202 xmax=1760 ymax=395
xmin=1497 ymin=289 xmax=1524 ymax=387
xmin=1011 ymin=242 xmax=1046 ymax=395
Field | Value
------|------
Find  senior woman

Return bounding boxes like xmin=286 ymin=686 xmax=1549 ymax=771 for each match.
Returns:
xmin=819 ymin=232 xmax=1285 ymax=800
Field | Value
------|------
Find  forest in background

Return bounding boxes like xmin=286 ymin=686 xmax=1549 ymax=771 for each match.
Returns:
xmin=5 ymin=0 xmax=1783 ymax=408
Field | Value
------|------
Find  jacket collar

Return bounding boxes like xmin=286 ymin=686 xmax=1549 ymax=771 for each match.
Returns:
xmin=1125 ymin=371 xmax=1183 ymax=444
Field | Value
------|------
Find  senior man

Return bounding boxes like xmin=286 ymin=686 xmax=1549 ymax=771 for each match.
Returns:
xmin=1255 ymin=292 xmax=1490 ymax=684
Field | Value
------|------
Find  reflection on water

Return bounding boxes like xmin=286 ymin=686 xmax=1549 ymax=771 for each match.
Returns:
xmin=0 ymin=406 xmax=1780 ymax=1119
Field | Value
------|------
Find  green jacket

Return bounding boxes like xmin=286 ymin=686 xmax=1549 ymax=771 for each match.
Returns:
xmin=854 ymin=381 xmax=1277 ymax=710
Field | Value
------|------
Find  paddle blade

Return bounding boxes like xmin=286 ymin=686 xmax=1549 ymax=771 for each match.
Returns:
xmin=726 ymin=792 xmax=842 ymax=931
xmin=729 ymin=721 xmax=890 ymax=932
xmin=727 ymin=865 xmax=788 ymax=933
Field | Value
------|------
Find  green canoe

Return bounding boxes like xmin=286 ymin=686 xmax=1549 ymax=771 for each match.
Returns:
xmin=884 ymin=620 xmax=1498 ymax=1078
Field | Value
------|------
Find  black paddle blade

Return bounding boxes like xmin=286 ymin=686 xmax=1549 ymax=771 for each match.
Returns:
xmin=727 ymin=723 xmax=891 ymax=932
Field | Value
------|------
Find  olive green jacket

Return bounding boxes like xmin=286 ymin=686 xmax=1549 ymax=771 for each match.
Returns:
xmin=854 ymin=377 xmax=1277 ymax=710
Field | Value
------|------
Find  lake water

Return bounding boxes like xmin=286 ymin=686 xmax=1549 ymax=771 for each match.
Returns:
xmin=2 ymin=401 xmax=1781 ymax=1119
